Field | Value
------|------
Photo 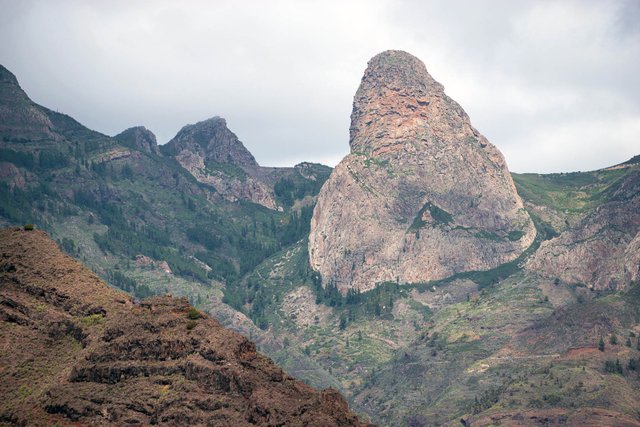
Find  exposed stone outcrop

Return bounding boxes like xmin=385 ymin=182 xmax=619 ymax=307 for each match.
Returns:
xmin=114 ymin=126 xmax=161 ymax=155
xmin=309 ymin=50 xmax=535 ymax=293
xmin=0 ymin=228 xmax=373 ymax=426
xmin=162 ymin=117 xmax=279 ymax=209
xmin=163 ymin=117 xmax=257 ymax=168
xmin=527 ymin=167 xmax=640 ymax=290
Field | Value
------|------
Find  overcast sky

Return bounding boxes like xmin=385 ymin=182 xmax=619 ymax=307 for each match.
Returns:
xmin=0 ymin=0 xmax=638 ymax=173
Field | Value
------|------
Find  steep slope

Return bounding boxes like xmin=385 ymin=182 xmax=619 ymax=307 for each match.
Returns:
xmin=309 ymin=50 xmax=535 ymax=293
xmin=0 ymin=64 xmax=339 ymax=418
xmin=0 ymin=63 xmax=329 ymax=300
xmin=521 ymin=164 xmax=640 ymax=290
xmin=0 ymin=65 xmax=64 ymax=142
xmin=162 ymin=117 xmax=279 ymax=209
xmin=0 ymin=227 xmax=373 ymax=426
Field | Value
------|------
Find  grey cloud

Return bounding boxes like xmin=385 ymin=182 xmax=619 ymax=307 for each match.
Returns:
xmin=0 ymin=0 xmax=637 ymax=172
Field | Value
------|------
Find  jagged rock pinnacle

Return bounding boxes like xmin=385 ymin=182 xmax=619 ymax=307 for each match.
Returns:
xmin=309 ymin=51 xmax=536 ymax=293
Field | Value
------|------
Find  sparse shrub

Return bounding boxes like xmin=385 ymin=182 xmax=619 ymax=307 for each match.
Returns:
xmin=187 ymin=307 xmax=202 ymax=320
xmin=626 ymin=338 xmax=632 ymax=347
xmin=23 ymin=224 xmax=34 ymax=231
xmin=598 ymin=337 xmax=605 ymax=352
xmin=80 ymin=313 xmax=105 ymax=327
xmin=610 ymin=334 xmax=618 ymax=345
xmin=186 ymin=320 xmax=197 ymax=330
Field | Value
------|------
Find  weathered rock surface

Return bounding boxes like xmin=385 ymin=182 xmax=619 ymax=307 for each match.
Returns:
xmin=527 ymin=167 xmax=640 ymax=290
xmin=309 ymin=50 xmax=535 ymax=292
xmin=114 ymin=126 xmax=161 ymax=155
xmin=162 ymin=117 xmax=279 ymax=209
xmin=163 ymin=117 xmax=258 ymax=168
xmin=0 ymin=228 xmax=373 ymax=426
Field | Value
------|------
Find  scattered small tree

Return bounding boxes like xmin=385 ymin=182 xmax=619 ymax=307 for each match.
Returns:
xmin=604 ymin=359 xmax=623 ymax=375
xmin=23 ymin=224 xmax=34 ymax=231
xmin=186 ymin=320 xmax=197 ymax=330
xmin=610 ymin=334 xmax=618 ymax=345
xmin=339 ymin=314 xmax=347 ymax=330
xmin=626 ymin=337 xmax=632 ymax=347
xmin=598 ymin=337 xmax=605 ymax=352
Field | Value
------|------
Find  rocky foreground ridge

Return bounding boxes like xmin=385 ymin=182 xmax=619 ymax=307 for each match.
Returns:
xmin=0 ymin=228 xmax=373 ymax=426
xmin=309 ymin=50 xmax=536 ymax=293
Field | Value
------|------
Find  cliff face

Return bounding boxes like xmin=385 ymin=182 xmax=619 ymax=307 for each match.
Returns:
xmin=309 ymin=50 xmax=535 ymax=292
xmin=0 ymin=228 xmax=373 ymax=426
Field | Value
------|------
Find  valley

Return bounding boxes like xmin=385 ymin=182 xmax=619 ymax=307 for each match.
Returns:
xmin=1 ymin=50 xmax=639 ymax=426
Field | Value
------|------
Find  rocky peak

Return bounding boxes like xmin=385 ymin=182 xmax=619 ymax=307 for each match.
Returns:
xmin=350 ymin=50 xmax=445 ymax=155
xmin=309 ymin=51 xmax=536 ymax=293
xmin=163 ymin=116 xmax=258 ymax=168
xmin=0 ymin=64 xmax=61 ymax=142
xmin=114 ymin=126 xmax=160 ymax=155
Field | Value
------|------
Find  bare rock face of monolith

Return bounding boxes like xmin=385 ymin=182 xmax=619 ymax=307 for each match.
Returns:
xmin=309 ymin=50 xmax=535 ymax=293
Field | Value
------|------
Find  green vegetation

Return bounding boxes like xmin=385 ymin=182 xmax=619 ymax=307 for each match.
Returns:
xmin=512 ymin=168 xmax=630 ymax=213
xmin=186 ymin=307 xmax=202 ymax=320
xmin=206 ymin=161 xmax=247 ymax=180
xmin=409 ymin=201 xmax=453 ymax=231
xmin=274 ymin=164 xmax=331 ymax=207
xmin=604 ymin=359 xmax=624 ymax=375
xmin=80 ymin=313 xmax=105 ymax=327
xmin=107 ymin=270 xmax=154 ymax=299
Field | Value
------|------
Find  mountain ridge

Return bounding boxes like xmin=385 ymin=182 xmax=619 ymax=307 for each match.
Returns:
xmin=1 ymin=57 xmax=640 ymax=427
xmin=0 ymin=227 xmax=374 ymax=426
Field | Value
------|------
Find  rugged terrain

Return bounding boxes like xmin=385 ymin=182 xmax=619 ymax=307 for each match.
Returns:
xmin=309 ymin=50 xmax=535 ymax=293
xmin=524 ymin=164 xmax=640 ymax=291
xmin=161 ymin=116 xmax=281 ymax=209
xmin=1 ymin=53 xmax=640 ymax=427
xmin=0 ymin=227 xmax=373 ymax=426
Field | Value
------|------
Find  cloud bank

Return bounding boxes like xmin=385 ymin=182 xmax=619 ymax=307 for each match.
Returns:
xmin=0 ymin=0 xmax=638 ymax=172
